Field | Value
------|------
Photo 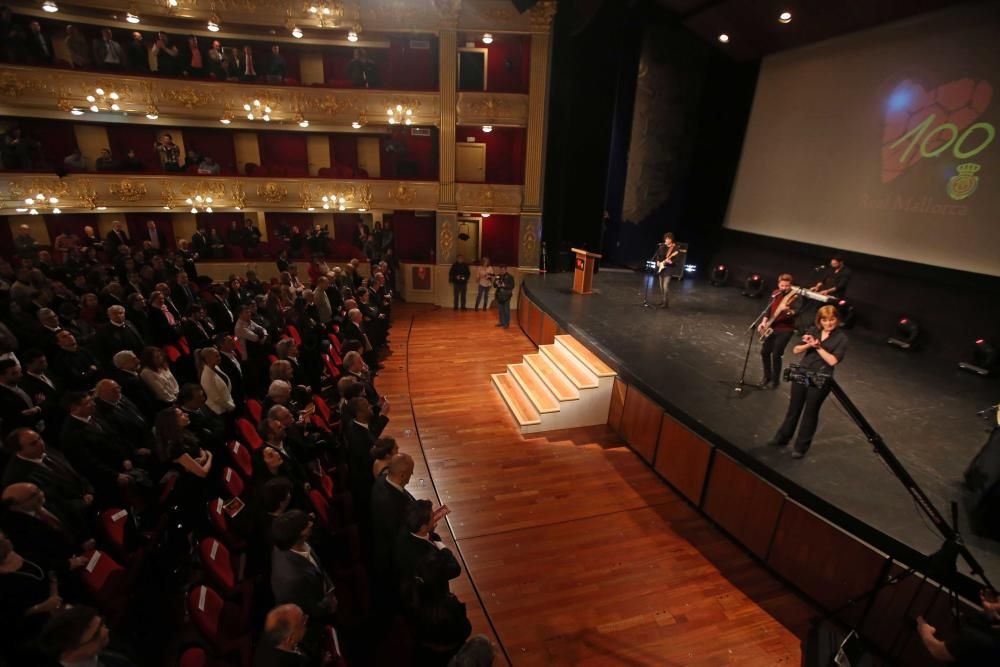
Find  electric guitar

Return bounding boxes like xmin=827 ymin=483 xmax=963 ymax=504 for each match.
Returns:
xmin=655 ymin=246 xmax=679 ymax=274
xmin=759 ymin=289 xmax=800 ymax=341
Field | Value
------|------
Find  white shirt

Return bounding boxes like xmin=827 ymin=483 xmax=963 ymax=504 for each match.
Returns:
xmin=140 ymin=367 xmax=179 ymax=402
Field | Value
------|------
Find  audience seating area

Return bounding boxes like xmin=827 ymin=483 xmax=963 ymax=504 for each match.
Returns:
xmin=0 ymin=221 xmax=487 ymax=665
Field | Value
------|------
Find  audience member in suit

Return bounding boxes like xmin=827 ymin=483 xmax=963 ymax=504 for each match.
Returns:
xmin=25 ymin=20 xmax=54 ymax=64
xmin=177 ymin=383 xmax=225 ymax=450
xmin=270 ymin=510 xmax=338 ymax=627
xmin=171 ymin=272 xmax=198 ymax=315
xmin=53 ymin=330 xmax=101 ymax=391
xmin=38 ymin=605 xmax=138 ymax=667
xmin=217 ymin=334 xmax=247 ymax=412
xmin=59 ymin=392 xmax=139 ymax=503
xmin=105 ymin=222 xmax=129 ymax=258
xmin=1 ymin=483 xmax=95 ymax=576
xmin=267 ymin=404 xmax=325 ymax=466
xmin=111 ymin=350 xmax=157 ymax=419
xmin=1 ymin=428 xmax=94 ymax=537
xmin=255 ymin=420 xmax=310 ymax=492
xmin=146 ymin=291 xmax=180 ymax=346
xmin=180 ymin=306 xmax=216 ymax=350
xmin=94 ymin=379 xmax=151 ymax=462
xmin=343 ymin=397 xmax=377 ymax=517
xmin=0 ymin=359 xmax=45 ymax=434
xmin=125 ymin=293 xmax=153 ymax=343
xmin=18 ymin=349 xmax=61 ymax=432
xmin=95 ymin=305 xmax=147 ymax=365
xmin=207 ymin=286 xmax=236 ymax=334
xmin=370 ymin=453 xmax=416 ymax=587
xmin=253 ymin=604 xmax=316 ymax=667
xmin=394 ymin=499 xmax=461 ymax=589
xmin=245 ymin=476 xmax=292 ymax=575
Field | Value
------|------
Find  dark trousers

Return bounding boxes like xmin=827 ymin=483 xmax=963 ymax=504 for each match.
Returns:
xmin=452 ymin=281 xmax=467 ymax=309
xmin=497 ymin=300 xmax=511 ymax=327
xmin=475 ymin=285 xmax=490 ymax=309
xmin=760 ymin=330 xmax=794 ymax=383
xmin=773 ymin=381 xmax=831 ymax=453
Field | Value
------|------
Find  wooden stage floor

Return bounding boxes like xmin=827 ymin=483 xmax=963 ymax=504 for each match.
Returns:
xmin=377 ymin=304 xmax=816 ymax=666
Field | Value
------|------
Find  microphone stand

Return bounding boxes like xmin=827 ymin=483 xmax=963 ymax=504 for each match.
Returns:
xmin=635 ymin=248 xmax=659 ymax=308
xmin=732 ymin=298 xmax=775 ymax=396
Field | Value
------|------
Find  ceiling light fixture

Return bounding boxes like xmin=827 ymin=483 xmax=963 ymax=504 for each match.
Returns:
xmin=219 ymin=108 xmax=234 ymax=124
xmin=185 ymin=194 xmax=215 ymax=214
xmin=42 ymin=1 xmax=58 ymax=12
xmin=778 ymin=11 xmax=792 ymax=24
xmin=387 ymin=103 xmax=413 ymax=126
xmin=482 ymin=125 xmax=493 ymax=133
xmin=481 ymin=212 xmax=491 ymax=218
xmin=243 ymin=99 xmax=272 ymax=122
xmin=70 ymin=107 xmax=84 ymax=115
xmin=86 ymin=87 xmax=123 ymax=114
xmin=291 ymin=26 xmax=303 ymax=38
xmin=718 ymin=33 xmax=730 ymax=43
xmin=207 ymin=14 xmax=220 ymax=32
xmin=482 ymin=33 xmax=493 ymax=44
xmin=347 ymin=30 xmax=358 ymax=42
xmin=126 ymin=11 xmax=140 ymax=24
xmin=145 ymin=104 xmax=159 ymax=120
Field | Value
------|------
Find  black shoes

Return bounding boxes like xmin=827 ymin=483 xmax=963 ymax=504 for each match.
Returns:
xmin=757 ymin=378 xmax=772 ymax=389
xmin=766 ymin=438 xmax=785 ymax=447
xmin=791 ymin=450 xmax=805 ymax=459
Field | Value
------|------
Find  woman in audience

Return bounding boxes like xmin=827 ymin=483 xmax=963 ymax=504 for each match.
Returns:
xmin=139 ymin=345 xmax=180 ymax=406
xmin=199 ymin=347 xmax=235 ymax=418
xmin=147 ymin=290 xmax=180 ymax=345
xmin=154 ymin=407 xmax=213 ymax=530
xmin=475 ymin=256 xmax=494 ymax=311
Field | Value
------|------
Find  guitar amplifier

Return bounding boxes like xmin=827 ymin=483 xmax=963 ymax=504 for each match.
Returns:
xmin=669 ymin=243 xmax=688 ymax=279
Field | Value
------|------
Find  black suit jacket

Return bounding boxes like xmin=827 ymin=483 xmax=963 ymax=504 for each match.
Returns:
xmin=343 ymin=420 xmax=376 ymax=511
xmin=112 ymin=369 xmax=157 ymax=419
xmin=270 ymin=546 xmax=336 ymax=620
xmin=26 ymin=31 xmax=54 ymax=64
xmin=0 ymin=510 xmax=78 ymax=574
xmin=218 ymin=352 xmax=246 ymax=408
xmin=53 ymin=347 xmax=101 ymax=391
xmin=370 ymin=477 xmax=415 ymax=574
xmin=1 ymin=451 xmax=93 ymax=530
xmin=59 ymin=417 xmax=131 ymax=498
xmin=95 ymin=397 xmax=148 ymax=447
xmin=19 ymin=373 xmax=61 ymax=429
xmin=393 ymin=532 xmax=462 ymax=586
xmin=172 ymin=282 xmax=197 ymax=314
xmin=95 ymin=321 xmax=147 ymax=363
xmin=147 ymin=306 xmax=180 ymax=345
xmin=208 ymin=299 xmax=235 ymax=333
xmin=0 ymin=383 xmax=42 ymax=433
xmin=105 ymin=229 xmax=129 ymax=257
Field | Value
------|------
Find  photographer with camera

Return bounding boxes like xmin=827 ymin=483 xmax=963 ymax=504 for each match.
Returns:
xmin=493 ymin=265 xmax=515 ymax=328
xmin=766 ymin=304 xmax=847 ymax=459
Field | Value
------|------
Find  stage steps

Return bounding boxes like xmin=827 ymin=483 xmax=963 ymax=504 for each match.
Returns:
xmin=492 ymin=334 xmax=616 ymax=434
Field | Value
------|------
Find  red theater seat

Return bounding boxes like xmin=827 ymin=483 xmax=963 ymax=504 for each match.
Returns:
xmin=225 ymin=441 xmax=253 ymax=480
xmin=187 ymin=585 xmax=252 ymax=667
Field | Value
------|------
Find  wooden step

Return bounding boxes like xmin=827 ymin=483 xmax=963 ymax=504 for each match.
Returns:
xmin=491 ymin=374 xmax=541 ymax=426
xmin=555 ymin=335 xmax=616 ymax=378
xmin=540 ymin=344 xmax=599 ymax=390
xmin=508 ymin=363 xmax=560 ymax=414
xmin=524 ymin=353 xmax=580 ymax=402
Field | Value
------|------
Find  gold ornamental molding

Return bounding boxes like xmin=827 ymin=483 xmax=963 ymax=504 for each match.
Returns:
xmin=456 ymin=92 xmax=529 ymax=127
xmin=109 ymin=179 xmax=149 ymax=202
xmin=6 ymin=0 xmax=555 ymax=34
xmin=455 ymin=183 xmax=522 ymax=213
xmin=0 ymin=65 xmax=440 ymax=128
xmin=257 ymin=182 xmax=289 ymax=204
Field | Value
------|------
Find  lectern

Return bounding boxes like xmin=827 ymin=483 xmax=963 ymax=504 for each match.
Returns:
xmin=571 ymin=248 xmax=602 ymax=295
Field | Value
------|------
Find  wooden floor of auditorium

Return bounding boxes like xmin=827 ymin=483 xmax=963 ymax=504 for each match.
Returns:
xmin=380 ymin=304 xmax=816 ymax=666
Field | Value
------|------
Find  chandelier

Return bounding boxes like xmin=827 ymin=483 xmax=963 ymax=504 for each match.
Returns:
xmin=301 ymin=183 xmax=372 ymax=212
xmin=186 ymin=193 xmax=216 ymax=213
xmin=351 ymin=111 xmax=367 ymax=129
xmin=387 ymin=104 xmax=413 ymax=126
xmin=85 ymin=86 xmax=123 ymax=113
xmin=16 ymin=193 xmax=61 ymax=215
xmin=8 ymin=180 xmax=70 ymax=215
xmin=243 ymin=98 xmax=275 ymax=122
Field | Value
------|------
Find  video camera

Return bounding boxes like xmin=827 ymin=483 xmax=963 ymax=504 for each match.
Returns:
xmin=783 ymin=364 xmax=832 ymax=389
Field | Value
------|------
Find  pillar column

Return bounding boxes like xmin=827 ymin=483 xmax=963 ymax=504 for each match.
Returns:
xmin=522 ymin=32 xmax=551 ymax=213
xmin=519 ymin=213 xmax=542 ymax=268
xmin=438 ymin=28 xmax=458 ymax=212
xmin=436 ymin=211 xmax=457 ymax=266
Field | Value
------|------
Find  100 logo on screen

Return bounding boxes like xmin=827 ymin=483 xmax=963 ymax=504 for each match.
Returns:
xmin=881 ymin=78 xmax=994 ymax=201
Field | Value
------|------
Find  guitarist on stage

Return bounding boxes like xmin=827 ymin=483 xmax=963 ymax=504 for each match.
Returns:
xmin=757 ymin=273 xmax=799 ymax=389
xmin=652 ymin=233 xmax=679 ymax=309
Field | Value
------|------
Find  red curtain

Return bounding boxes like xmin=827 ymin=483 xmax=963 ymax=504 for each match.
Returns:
xmin=386 ymin=36 xmax=438 ymax=91
xmin=322 ymin=46 xmax=391 ymax=87
xmin=379 ymin=127 xmax=437 ymax=180
xmin=258 ymin=132 xmax=308 ymax=171
xmin=15 ymin=118 xmax=78 ymax=169
xmin=182 ymin=128 xmax=238 ymax=174
xmin=390 ymin=211 xmax=435 ymax=262
xmin=485 ymin=35 xmax=530 ymax=94
xmin=125 ymin=212 xmax=175 ymax=249
xmin=329 ymin=135 xmax=358 ymax=172
xmin=481 ymin=214 xmax=519 ymax=267
xmin=44 ymin=214 xmax=91 ymax=242
xmin=106 ymin=125 xmax=159 ymax=171
xmin=455 ymin=126 xmax=525 ymax=184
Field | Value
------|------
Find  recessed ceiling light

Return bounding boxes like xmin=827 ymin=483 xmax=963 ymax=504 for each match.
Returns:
xmin=347 ymin=30 xmax=358 ymax=42
xmin=42 ymin=1 xmax=58 ymax=13
xmin=291 ymin=26 xmax=303 ymax=39
xmin=482 ymin=33 xmax=493 ymax=45
xmin=778 ymin=11 xmax=792 ymax=24
xmin=126 ymin=12 xmax=140 ymax=24
xmin=718 ymin=33 xmax=730 ymax=43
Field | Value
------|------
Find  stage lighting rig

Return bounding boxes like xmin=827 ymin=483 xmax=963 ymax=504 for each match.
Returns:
xmin=742 ymin=273 xmax=764 ymax=298
xmin=888 ymin=317 xmax=919 ymax=350
xmin=710 ymin=264 xmax=729 ymax=286
xmin=959 ymin=338 xmax=999 ymax=376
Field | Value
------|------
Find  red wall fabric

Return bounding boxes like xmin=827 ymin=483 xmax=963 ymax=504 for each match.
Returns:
xmin=389 ymin=210 xmax=435 ymax=262
xmin=44 ymin=213 xmax=91 ymax=240
xmin=14 ymin=118 xmax=78 ymax=169
xmin=386 ymin=36 xmax=438 ymax=91
xmin=455 ymin=126 xmax=526 ymax=185
xmin=379 ymin=127 xmax=437 ymax=180
xmin=106 ymin=125 xmax=159 ymax=171
xmin=322 ymin=47 xmax=390 ymax=87
xmin=484 ymin=35 xmax=530 ymax=94
xmin=258 ymin=132 xmax=308 ymax=173
xmin=329 ymin=135 xmax=359 ymax=172
xmin=481 ymin=214 xmax=520 ymax=267
xmin=181 ymin=128 xmax=237 ymax=174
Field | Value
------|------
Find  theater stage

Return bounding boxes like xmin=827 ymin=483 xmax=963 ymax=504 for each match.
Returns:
xmin=521 ymin=270 xmax=1000 ymax=588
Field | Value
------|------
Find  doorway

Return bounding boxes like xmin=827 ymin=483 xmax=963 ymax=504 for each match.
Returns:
xmin=456 ymin=216 xmax=481 ymax=261
xmin=456 ymin=143 xmax=486 ymax=182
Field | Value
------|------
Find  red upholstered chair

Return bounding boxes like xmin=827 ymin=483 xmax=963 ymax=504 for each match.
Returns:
xmin=207 ymin=498 xmax=247 ymax=551
xmin=178 ymin=647 xmax=207 ymax=667
xmin=225 ymin=441 xmax=253 ymax=480
xmin=329 ymin=349 xmax=343 ymax=367
xmin=177 ymin=336 xmax=192 ymax=356
xmin=285 ymin=325 xmax=303 ymax=345
xmin=321 ymin=626 xmax=349 ymax=667
xmin=98 ymin=508 xmax=133 ymax=561
xmin=220 ymin=467 xmax=245 ymax=499
xmin=313 ymin=395 xmax=333 ymax=426
xmin=322 ymin=355 xmax=341 ymax=382
xmin=327 ymin=334 xmax=343 ymax=355
xmin=164 ymin=344 xmax=183 ymax=364
xmin=268 ymin=354 xmax=279 ymax=365
xmin=198 ymin=537 xmax=251 ymax=598
xmin=187 ymin=585 xmax=252 ymax=667
xmin=79 ymin=550 xmax=129 ymax=617
xmin=308 ymin=489 xmax=334 ymax=532
xmin=244 ymin=399 xmax=263 ymax=426
xmin=235 ymin=418 xmax=263 ymax=451
xmin=270 ymin=165 xmax=288 ymax=177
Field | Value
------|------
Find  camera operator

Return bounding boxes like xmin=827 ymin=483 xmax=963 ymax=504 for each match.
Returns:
xmin=917 ymin=589 xmax=1000 ymax=664
xmin=493 ymin=265 xmax=514 ymax=329
xmin=765 ymin=304 xmax=847 ymax=459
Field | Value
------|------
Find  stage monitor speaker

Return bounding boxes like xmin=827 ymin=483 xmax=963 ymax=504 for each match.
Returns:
xmin=511 ymin=0 xmax=540 ymax=12
xmin=964 ymin=426 xmax=1000 ymax=538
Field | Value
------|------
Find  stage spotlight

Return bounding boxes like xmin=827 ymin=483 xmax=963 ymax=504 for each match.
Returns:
xmin=836 ymin=299 xmax=855 ymax=328
xmin=684 ymin=264 xmax=697 ymax=274
xmin=742 ymin=274 xmax=764 ymax=298
xmin=960 ymin=339 xmax=1000 ymax=376
xmin=718 ymin=33 xmax=730 ymax=44
xmin=710 ymin=264 xmax=729 ymax=286
xmin=888 ymin=317 xmax=919 ymax=350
